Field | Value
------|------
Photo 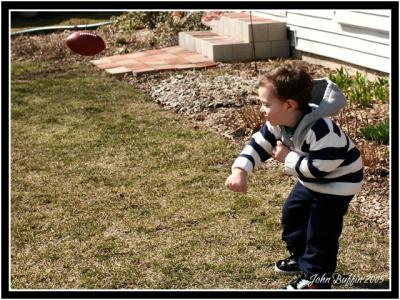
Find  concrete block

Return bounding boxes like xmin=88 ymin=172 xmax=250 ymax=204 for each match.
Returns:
xmin=178 ymin=32 xmax=184 ymax=47
xmin=249 ymin=23 xmax=269 ymax=42
xmin=232 ymin=43 xmax=253 ymax=62
xmin=218 ymin=16 xmax=229 ymax=36
xmin=234 ymin=21 xmax=244 ymax=42
xmin=212 ymin=19 xmax=224 ymax=36
xmin=268 ymin=22 xmax=287 ymax=41
xmin=271 ymin=40 xmax=290 ymax=58
xmin=178 ymin=32 xmax=190 ymax=50
xmin=184 ymin=33 xmax=196 ymax=52
xmin=191 ymin=35 xmax=200 ymax=53
xmin=241 ymin=21 xmax=264 ymax=43
xmin=208 ymin=44 xmax=233 ymax=62
xmin=206 ymin=44 xmax=213 ymax=60
xmin=199 ymin=39 xmax=210 ymax=57
xmin=241 ymin=23 xmax=250 ymax=43
xmin=254 ymin=41 xmax=272 ymax=59
xmin=194 ymin=37 xmax=202 ymax=54
xmin=220 ymin=16 xmax=235 ymax=38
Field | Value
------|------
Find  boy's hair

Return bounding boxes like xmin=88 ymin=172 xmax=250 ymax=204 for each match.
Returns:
xmin=259 ymin=61 xmax=313 ymax=111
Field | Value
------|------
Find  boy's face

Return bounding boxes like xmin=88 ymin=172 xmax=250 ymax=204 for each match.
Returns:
xmin=259 ymin=85 xmax=291 ymax=126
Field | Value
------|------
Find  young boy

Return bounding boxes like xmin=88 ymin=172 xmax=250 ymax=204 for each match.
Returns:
xmin=225 ymin=62 xmax=363 ymax=289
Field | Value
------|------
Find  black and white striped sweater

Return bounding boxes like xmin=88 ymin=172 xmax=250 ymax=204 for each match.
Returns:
xmin=232 ymin=79 xmax=363 ymax=196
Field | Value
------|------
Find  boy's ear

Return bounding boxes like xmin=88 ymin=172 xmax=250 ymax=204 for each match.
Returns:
xmin=286 ymin=99 xmax=299 ymax=111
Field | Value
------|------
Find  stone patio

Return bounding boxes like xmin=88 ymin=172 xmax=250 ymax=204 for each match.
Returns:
xmin=91 ymin=46 xmax=219 ymax=75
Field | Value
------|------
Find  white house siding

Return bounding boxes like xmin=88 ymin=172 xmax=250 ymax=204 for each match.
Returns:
xmin=252 ymin=10 xmax=390 ymax=73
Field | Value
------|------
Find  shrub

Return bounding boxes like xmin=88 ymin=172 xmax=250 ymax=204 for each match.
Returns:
xmin=328 ymin=66 xmax=353 ymax=92
xmin=108 ymin=12 xmax=173 ymax=32
xmin=105 ymin=12 xmax=209 ymax=48
xmin=11 ymin=33 xmax=71 ymax=61
xmin=347 ymin=71 xmax=373 ymax=107
xmin=373 ymin=76 xmax=389 ymax=103
xmin=329 ymin=68 xmax=390 ymax=107
xmin=151 ymin=12 xmax=210 ymax=48
xmin=360 ymin=118 xmax=389 ymax=144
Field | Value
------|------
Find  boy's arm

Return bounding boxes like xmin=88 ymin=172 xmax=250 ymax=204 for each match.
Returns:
xmin=231 ymin=123 xmax=279 ymax=174
xmin=284 ymin=119 xmax=349 ymax=178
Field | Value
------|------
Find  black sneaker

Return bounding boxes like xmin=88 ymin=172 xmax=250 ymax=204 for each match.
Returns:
xmin=285 ymin=273 xmax=332 ymax=290
xmin=274 ymin=255 xmax=301 ymax=274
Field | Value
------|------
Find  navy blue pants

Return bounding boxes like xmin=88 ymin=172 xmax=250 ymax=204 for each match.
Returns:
xmin=281 ymin=181 xmax=353 ymax=278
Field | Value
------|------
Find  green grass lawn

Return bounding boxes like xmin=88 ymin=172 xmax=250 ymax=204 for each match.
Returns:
xmin=10 ymin=60 xmax=389 ymax=290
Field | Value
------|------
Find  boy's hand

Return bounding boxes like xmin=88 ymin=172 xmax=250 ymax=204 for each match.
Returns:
xmin=272 ymin=140 xmax=290 ymax=163
xmin=225 ymin=168 xmax=248 ymax=194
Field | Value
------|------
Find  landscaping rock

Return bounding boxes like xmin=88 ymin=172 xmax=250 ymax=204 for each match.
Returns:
xmin=146 ymin=71 xmax=259 ymax=114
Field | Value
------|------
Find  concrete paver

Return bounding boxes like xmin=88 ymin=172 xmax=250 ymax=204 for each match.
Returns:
xmin=91 ymin=46 xmax=219 ymax=75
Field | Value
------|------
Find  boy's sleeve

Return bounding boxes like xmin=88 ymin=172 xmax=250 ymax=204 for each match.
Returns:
xmin=284 ymin=118 xmax=348 ymax=178
xmin=232 ymin=122 xmax=279 ymax=174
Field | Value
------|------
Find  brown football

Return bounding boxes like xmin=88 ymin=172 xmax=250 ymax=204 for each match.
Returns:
xmin=65 ymin=31 xmax=106 ymax=56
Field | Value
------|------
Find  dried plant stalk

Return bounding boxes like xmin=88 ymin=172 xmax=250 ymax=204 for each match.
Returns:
xmin=359 ymin=141 xmax=383 ymax=168
xmin=240 ymin=105 xmax=266 ymax=132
